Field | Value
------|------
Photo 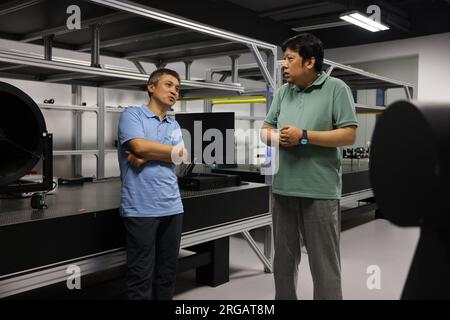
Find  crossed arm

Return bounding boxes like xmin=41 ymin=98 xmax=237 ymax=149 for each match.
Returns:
xmin=125 ymin=138 xmax=185 ymax=166
xmin=261 ymin=124 xmax=356 ymax=148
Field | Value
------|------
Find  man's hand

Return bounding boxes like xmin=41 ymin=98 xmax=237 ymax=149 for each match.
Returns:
xmin=280 ymin=125 xmax=302 ymax=147
xmin=171 ymin=144 xmax=188 ymax=164
xmin=260 ymin=125 xmax=279 ymax=146
xmin=126 ymin=151 xmax=147 ymax=167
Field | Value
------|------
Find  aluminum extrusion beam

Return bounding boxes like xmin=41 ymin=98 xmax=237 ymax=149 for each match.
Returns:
xmin=242 ymin=230 xmax=272 ymax=273
xmin=106 ymin=107 xmax=124 ymax=113
xmin=184 ymin=61 xmax=192 ymax=80
xmin=38 ymin=103 xmax=99 ymax=112
xmin=97 ymin=88 xmax=105 ymax=178
xmin=53 ymin=150 xmax=98 ymax=156
xmin=0 ymin=49 xmax=244 ymax=92
xmin=230 ymin=55 xmax=239 ymax=84
xmin=234 ymin=116 xmax=265 ymax=121
xmin=72 ymin=85 xmax=83 ymax=177
xmin=44 ymin=73 xmax=98 ymax=83
xmin=404 ymin=86 xmax=413 ymax=100
xmin=248 ymin=44 xmax=276 ymax=89
xmin=86 ymin=0 xmax=276 ymax=51
xmin=210 ymin=62 xmax=265 ymax=73
xmin=212 ymin=60 xmax=414 ymax=90
xmin=77 ymin=28 xmax=194 ymax=52
xmin=0 ymin=0 xmax=44 ymax=17
xmin=91 ymin=24 xmax=101 ymax=67
xmin=132 ymin=60 xmax=146 ymax=74
xmin=323 ymin=59 xmax=414 ymax=88
xmin=340 ymin=189 xmax=374 ymax=207
xmin=326 ymin=65 xmax=335 ymax=76
xmin=124 ymin=39 xmax=232 ymax=59
xmin=151 ymin=49 xmax=250 ymax=64
xmin=43 ymin=35 xmax=53 ymax=61
xmin=0 ymin=65 xmax=24 ymax=72
xmin=21 ymin=12 xmax=133 ymax=42
xmin=101 ymin=79 xmax=143 ymax=88
xmin=0 ymin=249 xmax=125 ymax=299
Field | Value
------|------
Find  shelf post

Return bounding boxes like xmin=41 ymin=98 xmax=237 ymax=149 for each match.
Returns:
xmin=181 ymin=61 xmax=193 ymax=112
xmin=90 ymin=24 xmax=101 ymax=68
xmin=43 ymin=35 xmax=54 ymax=61
xmin=230 ymin=55 xmax=239 ymax=84
xmin=97 ymin=87 xmax=105 ymax=178
xmin=71 ymin=85 xmax=83 ymax=177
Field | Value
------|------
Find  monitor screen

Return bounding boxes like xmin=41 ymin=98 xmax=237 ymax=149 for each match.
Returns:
xmin=175 ymin=112 xmax=235 ymax=165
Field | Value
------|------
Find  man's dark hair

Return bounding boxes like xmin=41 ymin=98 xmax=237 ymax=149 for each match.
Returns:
xmin=282 ymin=33 xmax=324 ymax=72
xmin=147 ymin=68 xmax=181 ymax=98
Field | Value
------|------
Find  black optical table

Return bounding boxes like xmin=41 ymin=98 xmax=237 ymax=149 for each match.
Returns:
xmin=213 ymin=160 xmax=376 ymax=215
xmin=0 ymin=179 xmax=271 ymax=298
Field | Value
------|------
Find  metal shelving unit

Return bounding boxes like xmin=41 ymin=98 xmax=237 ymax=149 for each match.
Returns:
xmin=209 ymin=59 xmax=415 ymax=113
xmin=0 ymin=0 xmax=279 ymax=288
xmin=0 ymin=0 xmax=279 ymax=178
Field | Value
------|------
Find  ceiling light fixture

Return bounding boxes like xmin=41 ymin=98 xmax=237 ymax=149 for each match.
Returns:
xmin=340 ymin=11 xmax=389 ymax=32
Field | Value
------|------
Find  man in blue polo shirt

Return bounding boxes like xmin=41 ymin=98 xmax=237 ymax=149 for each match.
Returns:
xmin=117 ymin=68 xmax=186 ymax=300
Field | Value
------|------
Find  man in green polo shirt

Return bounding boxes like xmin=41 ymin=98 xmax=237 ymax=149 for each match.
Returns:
xmin=261 ymin=33 xmax=358 ymax=300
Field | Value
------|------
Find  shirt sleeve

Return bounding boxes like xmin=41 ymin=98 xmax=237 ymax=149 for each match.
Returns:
xmin=118 ymin=108 xmax=145 ymax=146
xmin=333 ymin=84 xmax=359 ymax=128
xmin=170 ymin=122 xmax=185 ymax=147
xmin=263 ymin=86 xmax=283 ymax=127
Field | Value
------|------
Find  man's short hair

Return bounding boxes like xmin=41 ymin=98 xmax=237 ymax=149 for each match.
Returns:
xmin=281 ymin=33 xmax=324 ymax=72
xmin=147 ymin=68 xmax=181 ymax=98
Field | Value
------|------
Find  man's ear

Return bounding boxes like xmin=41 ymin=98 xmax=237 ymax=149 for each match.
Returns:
xmin=305 ymin=57 xmax=316 ymax=70
xmin=147 ymin=83 xmax=154 ymax=94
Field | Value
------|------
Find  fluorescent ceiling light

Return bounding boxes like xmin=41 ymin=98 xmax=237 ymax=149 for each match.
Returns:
xmin=340 ymin=11 xmax=390 ymax=32
xmin=340 ymin=15 xmax=379 ymax=32
xmin=349 ymin=12 xmax=390 ymax=30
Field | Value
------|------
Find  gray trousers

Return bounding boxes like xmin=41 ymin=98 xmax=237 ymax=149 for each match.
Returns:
xmin=272 ymin=193 xmax=342 ymax=300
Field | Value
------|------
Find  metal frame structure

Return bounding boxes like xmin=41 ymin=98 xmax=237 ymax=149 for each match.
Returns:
xmin=0 ymin=212 xmax=272 ymax=298
xmin=0 ymin=0 xmax=278 ymax=179
xmin=209 ymin=58 xmax=414 ymax=114
xmin=0 ymin=0 xmax=278 ymax=294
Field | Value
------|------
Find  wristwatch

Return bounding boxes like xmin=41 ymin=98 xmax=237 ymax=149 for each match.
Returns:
xmin=299 ymin=129 xmax=308 ymax=145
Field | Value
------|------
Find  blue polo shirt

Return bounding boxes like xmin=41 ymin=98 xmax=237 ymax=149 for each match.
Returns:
xmin=117 ymin=105 xmax=184 ymax=217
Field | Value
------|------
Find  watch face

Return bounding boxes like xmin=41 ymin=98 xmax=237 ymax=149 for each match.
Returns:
xmin=300 ymin=138 xmax=308 ymax=145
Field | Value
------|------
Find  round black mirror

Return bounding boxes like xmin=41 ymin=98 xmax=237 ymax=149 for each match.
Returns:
xmin=0 ymin=81 xmax=47 ymax=187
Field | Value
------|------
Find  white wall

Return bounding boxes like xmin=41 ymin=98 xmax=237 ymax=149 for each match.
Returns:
xmin=349 ymin=56 xmax=419 ymax=148
xmin=324 ymin=33 xmax=450 ymax=148
xmin=325 ymin=32 xmax=450 ymax=102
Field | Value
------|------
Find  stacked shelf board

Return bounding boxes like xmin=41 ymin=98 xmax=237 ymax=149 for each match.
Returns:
xmin=0 ymin=48 xmax=245 ymax=95
xmin=0 ymin=0 xmax=279 ymax=96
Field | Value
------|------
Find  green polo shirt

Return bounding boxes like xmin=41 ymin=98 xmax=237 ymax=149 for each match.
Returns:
xmin=264 ymin=72 xmax=358 ymax=199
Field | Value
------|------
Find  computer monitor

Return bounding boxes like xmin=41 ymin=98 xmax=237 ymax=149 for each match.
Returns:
xmin=175 ymin=112 xmax=235 ymax=166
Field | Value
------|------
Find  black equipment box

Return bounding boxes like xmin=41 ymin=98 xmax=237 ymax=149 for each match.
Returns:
xmin=178 ymin=173 xmax=241 ymax=191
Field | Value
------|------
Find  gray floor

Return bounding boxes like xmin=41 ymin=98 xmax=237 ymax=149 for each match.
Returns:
xmin=173 ymin=218 xmax=420 ymax=300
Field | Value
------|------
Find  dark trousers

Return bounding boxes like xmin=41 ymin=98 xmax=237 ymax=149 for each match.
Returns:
xmin=123 ymin=214 xmax=183 ymax=300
